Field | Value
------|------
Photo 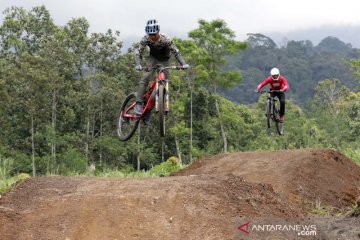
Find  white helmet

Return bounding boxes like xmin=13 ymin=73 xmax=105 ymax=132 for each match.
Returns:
xmin=145 ymin=19 xmax=160 ymax=35
xmin=270 ymin=68 xmax=280 ymax=81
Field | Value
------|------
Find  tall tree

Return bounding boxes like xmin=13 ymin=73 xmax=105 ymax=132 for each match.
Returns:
xmin=188 ymin=19 xmax=246 ymax=153
xmin=313 ymin=79 xmax=351 ymax=148
xmin=0 ymin=6 xmax=57 ymax=176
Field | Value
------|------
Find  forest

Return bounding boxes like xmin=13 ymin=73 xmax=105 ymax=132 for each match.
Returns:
xmin=0 ymin=6 xmax=359 ymax=179
xmin=224 ymin=33 xmax=360 ymax=105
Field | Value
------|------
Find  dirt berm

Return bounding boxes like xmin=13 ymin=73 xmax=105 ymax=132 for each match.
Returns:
xmin=1 ymin=149 xmax=360 ymax=240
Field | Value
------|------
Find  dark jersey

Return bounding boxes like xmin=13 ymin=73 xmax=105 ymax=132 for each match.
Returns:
xmin=135 ymin=34 xmax=183 ymax=62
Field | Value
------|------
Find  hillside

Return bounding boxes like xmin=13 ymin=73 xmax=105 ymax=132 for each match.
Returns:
xmin=1 ymin=149 xmax=360 ymax=239
xmin=224 ymin=35 xmax=360 ymax=105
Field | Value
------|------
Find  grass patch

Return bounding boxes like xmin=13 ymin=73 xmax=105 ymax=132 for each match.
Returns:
xmin=310 ymin=199 xmax=332 ymax=216
xmin=340 ymin=147 xmax=360 ymax=166
xmin=352 ymin=200 xmax=360 ymax=217
xmin=95 ymin=156 xmax=182 ymax=178
xmin=0 ymin=173 xmax=30 ymax=194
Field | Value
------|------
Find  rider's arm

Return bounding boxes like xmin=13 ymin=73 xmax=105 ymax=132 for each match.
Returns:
xmin=164 ymin=35 xmax=186 ymax=65
xmin=281 ymin=77 xmax=289 ymax=91
xmin=135 ymin=36 xmax=148 ymax=66
xmin=257 ymin=78 xmax=271 ymax=91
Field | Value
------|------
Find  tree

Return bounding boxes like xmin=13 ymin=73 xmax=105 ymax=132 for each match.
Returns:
xmin=188 ymin=19 xmax=246 ymax=153
xmin=0 ymin=6 xmax=58 ymax=176
xmin=313 ymin=79 xmax=351 ymax=148
xmin=173 ymin=38 xmax=209 ymax=162
xmin=247 ymin=33 xmax=277 ymax=49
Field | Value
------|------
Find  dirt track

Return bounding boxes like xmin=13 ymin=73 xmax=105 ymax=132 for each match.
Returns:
xmin=1 ymin=149 xmax=360 ymax=240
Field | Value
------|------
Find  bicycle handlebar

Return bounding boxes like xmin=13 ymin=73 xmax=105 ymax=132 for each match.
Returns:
xmin=143 ymin=65 xmax=187 ymax=72
xmin=257 ymin=90 xmax=284 ymax=93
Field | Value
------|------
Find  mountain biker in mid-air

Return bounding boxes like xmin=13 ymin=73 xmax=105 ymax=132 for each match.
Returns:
xmin=134 ymin=19 xmax=189 ymax=123
xmin=255 ymin=68 xmax=289 ymax=123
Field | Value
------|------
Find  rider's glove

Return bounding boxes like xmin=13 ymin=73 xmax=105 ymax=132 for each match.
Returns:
xmin=135 ymin=65 xmax=142 ymax=71
xmin=279 ymin=89 xmax=285 ymax=92
xmin=254 ymin=89 xmax=259 ymax=93
xmin=181 ymin=64 xmax=190 ymax=69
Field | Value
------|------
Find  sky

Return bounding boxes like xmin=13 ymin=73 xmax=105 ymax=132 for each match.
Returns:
xmin=1 ymin=0 xmax=360 ymax=48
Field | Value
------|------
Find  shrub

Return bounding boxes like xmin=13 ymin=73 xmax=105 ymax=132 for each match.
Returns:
xmin=0 ymin=173 xmax=30 ymax=193
xmin=148 ymin=156 xmax=181 ymax=177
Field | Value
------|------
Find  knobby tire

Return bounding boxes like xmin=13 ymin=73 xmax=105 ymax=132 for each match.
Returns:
xmin=266 ymin=99 xmax=271 ymax=128
xmin=117 ymin=93 xmax=140 ymax=141
xmin=273 ymin=102 xmax=284 ymax=135
xmin=158 ymin=84 xmax=166 ymax=137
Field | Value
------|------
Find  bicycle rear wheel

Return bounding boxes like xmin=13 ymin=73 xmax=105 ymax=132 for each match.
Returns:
xmin=158 ymin=84 xmax=166 ymax=137
xmin=117 ymin=93 xmax=140 ymax=141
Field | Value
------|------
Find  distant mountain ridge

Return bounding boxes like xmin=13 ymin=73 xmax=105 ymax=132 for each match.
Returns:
xmin=265 ymin=24 xmax=360 ymax=49
xmin=223 ymin=33 xmax=360 ymax=106
xmin=122 ymin=25 xmax=360 ymax=52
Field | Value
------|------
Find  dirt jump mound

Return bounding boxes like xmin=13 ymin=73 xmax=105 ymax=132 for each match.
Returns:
xmin=0 ymin=149 xmax=359 ymax=240
xmin=174 ymin=149 xmax=360 ymax=210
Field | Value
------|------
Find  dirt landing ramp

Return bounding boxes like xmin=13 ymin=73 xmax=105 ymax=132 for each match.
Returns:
xmin=1 ymin=149 xmax=360 ymax=239
xmin=174 ymin=149 xmax=360 ymax=210
xmin=0 ymin=175 xmax=301 ymax=240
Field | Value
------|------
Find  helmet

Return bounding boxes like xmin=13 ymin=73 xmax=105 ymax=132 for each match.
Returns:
xmin=270 ymin=68 xmax=280 ymax=81
xmin=145 ymin=19 xmax=160 ymax=35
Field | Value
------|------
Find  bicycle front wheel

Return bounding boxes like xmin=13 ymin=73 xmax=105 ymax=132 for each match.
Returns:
xmin=117 ymin=93 xmax=140 ymax=141
xmin=276 ymin=121 xmax=284 ymax=135
xmin=273 ymin=104 xmax=284 ymax=136
xmin=158 ymin=84 xmax=166 ymax=137
xmin=266 ymin=99 xmax=271 ymax=128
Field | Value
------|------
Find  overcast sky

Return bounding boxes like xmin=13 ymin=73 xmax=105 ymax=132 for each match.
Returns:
xmin=2 ymin=0 xmax=360 ymax=48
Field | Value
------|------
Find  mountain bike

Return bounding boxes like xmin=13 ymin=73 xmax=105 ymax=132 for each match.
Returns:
xmin=117 ymin=65 xmax=185 ymax=141
xmin=258 ymin=90 xmax=284 ymax=135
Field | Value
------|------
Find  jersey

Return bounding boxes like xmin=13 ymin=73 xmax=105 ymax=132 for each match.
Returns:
xmin=135 ymin=33 xmax=183 ymax=63
xmin=257 ymin=76 xmax=289 ymax=91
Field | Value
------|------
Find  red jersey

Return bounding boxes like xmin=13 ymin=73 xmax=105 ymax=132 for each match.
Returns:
xmin=257 ymin=76 xmax=289 ymax=91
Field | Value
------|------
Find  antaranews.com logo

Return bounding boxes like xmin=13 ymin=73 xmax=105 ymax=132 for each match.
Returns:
xmin=236 ymin=219 xmax=317 ymax=238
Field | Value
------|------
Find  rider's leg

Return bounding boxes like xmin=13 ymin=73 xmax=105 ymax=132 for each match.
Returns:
xmin=135 ymin=57 xmax=157 ymax=115
xmin=135 ymin=71 xmax=151 ymax=115
xmin=136 ymin=57 xmax=157 ymax=103
xmin=159 ymin=60 xmax=170 ymax=79
xmin=278 ymin=92 xmax=286 ymax=121
xmin=141 ymin=59 xmax=169 ymax=122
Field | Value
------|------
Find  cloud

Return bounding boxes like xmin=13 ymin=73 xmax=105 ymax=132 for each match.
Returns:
xmin=1 ymin=0 xmax=360 ymax=45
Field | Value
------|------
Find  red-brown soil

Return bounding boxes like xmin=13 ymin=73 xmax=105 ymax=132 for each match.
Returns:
xmin=0 ymin=149 xmax=360 ymax=240
xmin=174 ymin=149 xmax=360 ymax=210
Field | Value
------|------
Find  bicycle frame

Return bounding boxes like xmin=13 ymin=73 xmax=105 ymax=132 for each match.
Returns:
xmin=266 ymin=95 xmax=277 ymax=120
xmin=259 ymin=90 xmax=281 ymax=115
xmin=144 ymin=66 xmax=176 ymax=115
xmin=122 ymin=65 xmax=180 ymax=121
xmin=118 ymin=65 xmax=185 ymax=141
xmin=259 ymin=90 xmax=284 ymax=135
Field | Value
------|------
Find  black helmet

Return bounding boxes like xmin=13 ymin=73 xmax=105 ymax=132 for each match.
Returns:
xmin=145 ymin=19 xmax=160 ymax=35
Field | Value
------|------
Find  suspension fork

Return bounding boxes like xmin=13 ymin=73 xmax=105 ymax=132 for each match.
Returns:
xmin=155 ymin=79 xmax=169 ymax=112
xmin=164 ymin=80 xmax=169 ymax=112
xmin=266 ymin=97 xmax=273 ymax=116
xmin=155 ymin=80 xmax=159 ymax=112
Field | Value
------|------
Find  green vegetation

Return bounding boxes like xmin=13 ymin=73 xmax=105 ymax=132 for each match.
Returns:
xmin=95 ymin=156 xmax=181 ymax=178
xmin=225 ymin=34 xmax=359 ymax=105
xmin=310 ymin=199 xmax=332 ymax=216
xmin=352 ymin=200 xmax=360 ymax=217
xmin=0 ymin=6 xmax=358 ymax=183
xmin=0 ymin=173 xmax=30 ymax=193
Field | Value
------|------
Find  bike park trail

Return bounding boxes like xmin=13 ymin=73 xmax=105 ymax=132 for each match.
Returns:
xmin=1 ymin=148 xmax=360 ymax=239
